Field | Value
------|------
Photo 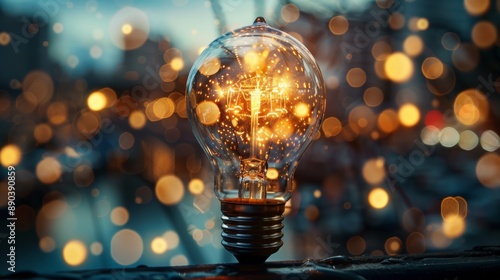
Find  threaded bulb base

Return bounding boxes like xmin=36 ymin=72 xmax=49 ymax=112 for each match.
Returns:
xmin=220 ymin=199 xmax=285 ymax=264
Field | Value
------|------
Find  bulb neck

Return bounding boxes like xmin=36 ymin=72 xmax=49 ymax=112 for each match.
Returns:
xmin=220 ymin=198 xmax=285 ymax=264
xmin=240 ymin=158 xmax=267 ymax=199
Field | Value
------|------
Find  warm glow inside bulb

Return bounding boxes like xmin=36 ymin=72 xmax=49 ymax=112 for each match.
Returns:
xmin=186 ymin=17 xmax=326 ymax=202
xmin=185 ymin=17 xmax=326 ymax=263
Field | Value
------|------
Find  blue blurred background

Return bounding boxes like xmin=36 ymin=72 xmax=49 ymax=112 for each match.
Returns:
xmin=0 ymin=0 xmax=500 ymax=274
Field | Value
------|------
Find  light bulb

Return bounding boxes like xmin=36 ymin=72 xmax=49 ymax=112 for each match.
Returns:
xmin=186 ymin=17 xmax=326 ymax=264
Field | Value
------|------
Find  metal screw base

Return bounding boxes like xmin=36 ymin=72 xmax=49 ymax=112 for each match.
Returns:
xmin=220 ymin=199 xmax=285 ymax=264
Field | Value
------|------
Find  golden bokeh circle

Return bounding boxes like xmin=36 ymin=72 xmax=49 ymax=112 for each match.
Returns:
xmin=155 ymin=175 xmax=185 ymax=205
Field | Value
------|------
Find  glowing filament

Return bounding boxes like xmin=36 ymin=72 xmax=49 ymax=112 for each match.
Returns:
xmin=250 ymin=89 xmax=261 ymax=158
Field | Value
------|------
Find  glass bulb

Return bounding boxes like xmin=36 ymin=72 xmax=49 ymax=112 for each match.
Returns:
xmin=186 ymin=17 xmax=326 ymax=264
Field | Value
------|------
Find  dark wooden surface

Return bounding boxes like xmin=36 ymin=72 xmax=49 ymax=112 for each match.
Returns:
xmin=1 ymin=246 xmax=499 ymax=279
